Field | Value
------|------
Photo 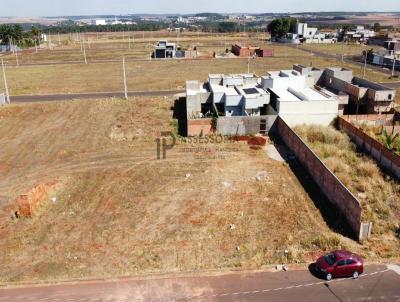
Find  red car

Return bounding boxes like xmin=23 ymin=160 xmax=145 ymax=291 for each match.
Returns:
xmin=315 ymin=250 xmax=364 ymax=281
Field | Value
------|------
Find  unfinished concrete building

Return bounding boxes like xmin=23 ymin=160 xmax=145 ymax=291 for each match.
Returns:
xmin=261 ymin=69 xmax=340 ymax=126
xmin=185 ymin=65 xmax=396 ymax=136
xmin=187 ymin=74 xmax=270 ymax=118
xmin=294 ymin=65 xmax=396 ymax=114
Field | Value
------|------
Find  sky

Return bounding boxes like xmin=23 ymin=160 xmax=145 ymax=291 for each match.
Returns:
xmin=0 ymin=0 xmax=399 ymax=16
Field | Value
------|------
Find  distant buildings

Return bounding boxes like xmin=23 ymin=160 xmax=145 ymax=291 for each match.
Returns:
xmin=368 ymin=37 xmax=400 ymax=72
xmin=91 ymin=18 xmax=136 ymax=26
xmin=92 ymin=19 xmax=107 ymax=26
xmin=338 ymin=26 xmax=375 ymax=43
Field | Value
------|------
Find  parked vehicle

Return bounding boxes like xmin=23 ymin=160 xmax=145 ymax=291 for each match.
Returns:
xmin=315 ymin=250 xmax=364 ymax=281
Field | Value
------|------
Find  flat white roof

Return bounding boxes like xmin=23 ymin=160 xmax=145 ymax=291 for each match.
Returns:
xmin=270 ymin=88 xmax=301 ymax=102
xmin=264 ymin=70 xmax=302 ymax=79
xmin=210 ymin=83 xmax=238 ymax=96
xmin=271 ymin=87 xmax=333 ymax=102
xmin=300 ymin=88 xmax=331 ymax=101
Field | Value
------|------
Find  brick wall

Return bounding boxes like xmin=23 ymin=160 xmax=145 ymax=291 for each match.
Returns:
xmin=187 ymin=118 xmax=213 ymax=136
xmin=17 ymin=184 xmax=49 ymax=217
xmin=338 ymin=117 xmax=400 ymax=178
xmin=276 ymin=117 xmax=366 ymax=240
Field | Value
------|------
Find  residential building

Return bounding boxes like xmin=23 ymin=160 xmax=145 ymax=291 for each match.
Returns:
xmin=261 ymin=68 xmax=340 ymax=125
xmin=186 ymin=74 xmax=270 ymax=119
xmin=153 ymin=40 xmax=177 ymax=59
xmin=278 ymin=23 xmax=336 ymax=44
xmin=185 ymin=65 xmax=396 ymax=136
xmin=338 ymin=26 xmax=375 ymax=43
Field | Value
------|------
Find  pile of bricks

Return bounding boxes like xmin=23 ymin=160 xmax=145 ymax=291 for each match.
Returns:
xmin=17 ymin=184 xmax=48 ymax=218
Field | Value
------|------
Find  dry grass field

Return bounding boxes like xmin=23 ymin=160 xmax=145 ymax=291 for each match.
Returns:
xmin=0 ymin=54 xmax=394 ymax=95
xmin=0 ymin=31 xmax=395 ymax=96
xmin=0 ymin=31 xmax=399 ymax=283
xmin=301 ymin=43 xmax=383 ymax=56
xmin=294 ymin=125 xmax=400 ymax=258
xmin=0 ymin=97 xmax=369 ymax=283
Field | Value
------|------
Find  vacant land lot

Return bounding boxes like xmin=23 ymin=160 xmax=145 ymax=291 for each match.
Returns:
xmin=301 ymin=43 xmax=382 ymax=56
xmin=0 ymin=54 xmax=394 ymax=95
xmin=1 ymin=31 xmax=306 ymax=65
xmin=0 ymin=98 xmax=367 ymax=283
xmin=0 ymin=31 xmax=395 ymax=96
xmin=295 ymin=125 xmax=400 ymax=259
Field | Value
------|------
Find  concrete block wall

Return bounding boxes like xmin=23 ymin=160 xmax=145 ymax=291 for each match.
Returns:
xmin=217 ymin=115 xmax=277 ymax=136
xmin=187 ymin=115 xmax=278 ymax=136
xmin=276 ymin=117 xmax=365 ymax=240
xmin=338 ymin=117 xmax=400 ymax=178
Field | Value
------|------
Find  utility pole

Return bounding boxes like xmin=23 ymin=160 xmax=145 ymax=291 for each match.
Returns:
xmin=15 ymin=49 xmax=19 ymax=67
xmin=48 ymin=33 xmax=52 ymax=50
xmin=341 ymin=40 xmax=345 ymax=62
xmin=83 ymin=41 xmax=87 ymax=64
xmin=1 ymin=59 xmax=10 ymax=104
xmin=363 ymin=51 xmax=367 ymax=79
xmin=122 ymin=56 xmax=128 ymax=99
xmin=392 ymin=57 xmax=396 ymax=78
xmin=247 ymin=56 xmax=254 ymax=74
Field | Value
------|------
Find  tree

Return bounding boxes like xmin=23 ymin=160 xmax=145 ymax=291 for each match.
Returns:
xmin=362 ymin=48 xmax=374 ymax=62
xmin=0 ymin=24 xmax=23 ymax=45
xmin=267 ymin=18 xmax=297 ymax=38
xmin=31 ymin=26 xmax=42 ymax=40
xmin=373 ymin=22 xmax=381 ymax=33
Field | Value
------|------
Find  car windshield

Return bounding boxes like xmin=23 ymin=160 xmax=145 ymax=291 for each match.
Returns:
xmin=324 ymin=253 xmax=336 ymax=265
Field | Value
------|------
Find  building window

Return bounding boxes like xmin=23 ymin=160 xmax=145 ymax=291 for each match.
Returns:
xmin=388 ymin=94 xmax=392 ymax=100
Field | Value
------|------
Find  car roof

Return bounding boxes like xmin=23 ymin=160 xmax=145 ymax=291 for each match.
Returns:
xmin=333 ymin=250 xmax=353 ymax=260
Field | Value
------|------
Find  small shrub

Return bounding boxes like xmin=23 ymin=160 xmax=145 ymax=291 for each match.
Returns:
xmin=356 ymin=161 xmax=379 ymax=178
xmin=303 ymin=235 xmax=342 ymax=251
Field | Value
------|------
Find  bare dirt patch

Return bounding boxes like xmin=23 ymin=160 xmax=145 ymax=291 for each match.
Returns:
xmin=0 ymin=98 xmax=377 ymax=283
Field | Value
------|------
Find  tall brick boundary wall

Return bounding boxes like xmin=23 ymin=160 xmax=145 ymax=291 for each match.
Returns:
xmin=275 ymin=117 xmax=369 ymax=240
xmin=338 ymin=117 xmax=400 ymax=178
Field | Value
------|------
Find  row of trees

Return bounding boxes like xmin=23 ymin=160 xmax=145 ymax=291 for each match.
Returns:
xmin=44 ymin=22 xmax=169 ymax=34
xmin=267 ymin=18 xmax=298 ymax=38
xmin=0 ymin=24 xmax=43 ymax=47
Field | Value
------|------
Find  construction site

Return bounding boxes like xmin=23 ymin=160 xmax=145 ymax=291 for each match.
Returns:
xmin=0 ymin=30 xmax=399 ymax=284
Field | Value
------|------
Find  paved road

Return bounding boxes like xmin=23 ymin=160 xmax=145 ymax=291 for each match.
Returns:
xmin=0 ymin=264 xmax=399 ymax=301
xmin=10 ymin=90 xmax=185 ymax=103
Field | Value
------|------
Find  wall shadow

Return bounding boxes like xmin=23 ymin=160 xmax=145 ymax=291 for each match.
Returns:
xmin=172 ymin=97 xmax=187 ymax=136
xmin=270 ymin=135 xmax=356 ymax=240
